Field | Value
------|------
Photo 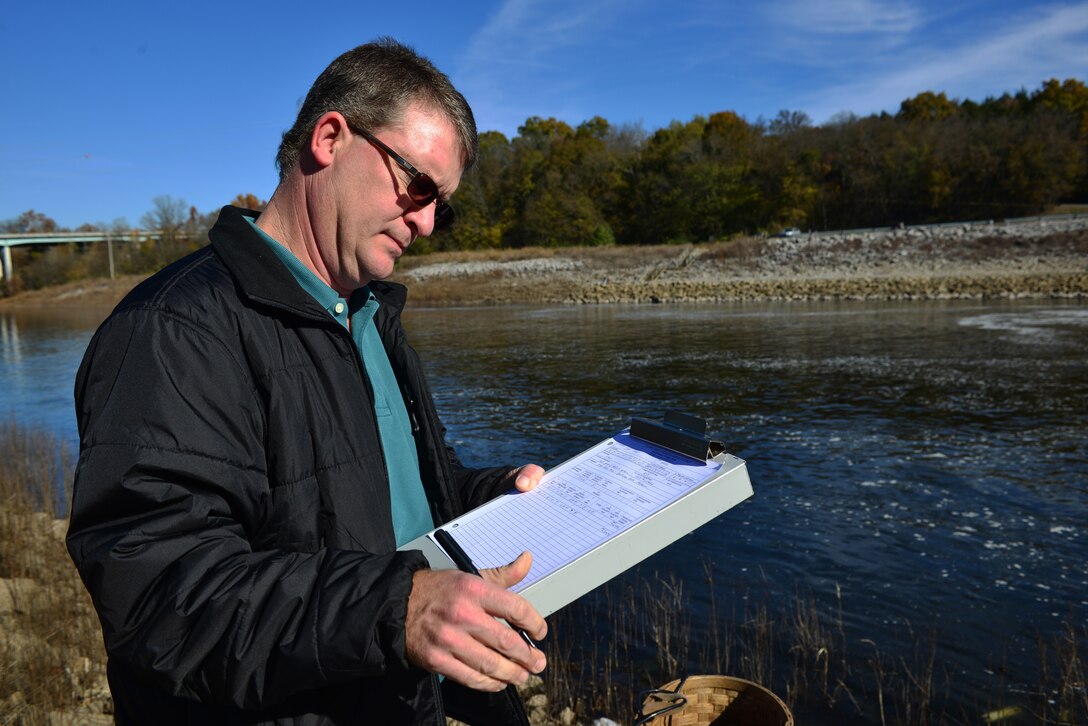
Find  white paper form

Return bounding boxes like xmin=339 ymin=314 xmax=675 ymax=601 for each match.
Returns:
xmin=443 ymin=432 xmax=722 ymax=592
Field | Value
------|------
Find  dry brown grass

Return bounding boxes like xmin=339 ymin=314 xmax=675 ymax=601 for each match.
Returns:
xmin=398 ymin=244 xmax=577 ymax=268
xmin=0 ymin=422 xmax=111 ymax=725
xmin=0 ymin=276 xmax=142 ymax=309
xmin=700 ymin=236 xmax=771 ymax=262
xmin=396 ymin=240 xmax=709 ymax=272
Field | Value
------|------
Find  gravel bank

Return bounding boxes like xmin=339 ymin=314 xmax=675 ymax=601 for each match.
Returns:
xmin=3 ymin=216 xmax=1086 ymax=309
xmin=396 ymin=215 xmax=1088 ymax=305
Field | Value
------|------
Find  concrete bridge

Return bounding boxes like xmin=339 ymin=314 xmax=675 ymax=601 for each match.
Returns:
xmin=0 ymin=230 xmax=163 ymax=283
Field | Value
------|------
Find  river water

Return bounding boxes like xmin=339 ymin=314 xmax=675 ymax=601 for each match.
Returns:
xmin=2 ymin=299 xmax=1086 ymax=722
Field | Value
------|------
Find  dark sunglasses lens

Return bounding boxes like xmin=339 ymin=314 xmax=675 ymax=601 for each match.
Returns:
xmin=407 ymin=175 xmax=439 ymax=206
xmin=433 ymin=203 xmax=455 ymax=231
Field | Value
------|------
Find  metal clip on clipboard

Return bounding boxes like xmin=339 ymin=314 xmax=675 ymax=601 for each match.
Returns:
xmin=629 ymin=410 xmax=726 ymax=462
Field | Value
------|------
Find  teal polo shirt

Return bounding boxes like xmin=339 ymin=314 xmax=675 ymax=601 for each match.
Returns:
xmin=245 ymin=218 xmax=434 ymax=546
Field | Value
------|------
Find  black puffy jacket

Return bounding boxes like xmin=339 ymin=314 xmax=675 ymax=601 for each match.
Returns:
xmin=68 ymin=206 xmax=526 ymax=725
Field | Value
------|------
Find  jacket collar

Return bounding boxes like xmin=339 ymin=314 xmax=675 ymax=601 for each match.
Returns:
xmin=209 ymin=205 xmax=408 ymax=321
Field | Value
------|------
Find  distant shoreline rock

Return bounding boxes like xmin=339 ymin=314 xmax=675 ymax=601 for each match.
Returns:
xmin=396 ymin=215 xmax=1088 ymax=305
xmin=3 ymin=215 xmax=1086 ymax=309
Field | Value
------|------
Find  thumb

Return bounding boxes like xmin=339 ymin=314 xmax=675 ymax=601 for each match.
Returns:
xmin=481 ymin=551 xmax=533 ymax=589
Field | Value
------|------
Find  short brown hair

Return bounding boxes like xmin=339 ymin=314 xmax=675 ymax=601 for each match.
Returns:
xmin=275 ymin=37 xmax=477 ymax=180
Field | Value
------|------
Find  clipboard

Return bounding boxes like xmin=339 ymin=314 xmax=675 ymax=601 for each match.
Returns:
xmin=398 ymin=412 xmax=754 ymax=617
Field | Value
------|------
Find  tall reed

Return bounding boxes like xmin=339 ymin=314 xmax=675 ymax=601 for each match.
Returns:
xmin=541 ymin=563 xmax=1087 ymax=725
xmin=0 ymin=421 xmax=110 ymax=725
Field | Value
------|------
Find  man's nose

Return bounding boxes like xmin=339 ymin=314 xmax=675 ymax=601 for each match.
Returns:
xmin=404 ymin=201 xmax=437 ymax=238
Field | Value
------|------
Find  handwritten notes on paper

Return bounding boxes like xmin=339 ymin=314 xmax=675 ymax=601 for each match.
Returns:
xmin=447 ymin=432 xmax=722 ymax=592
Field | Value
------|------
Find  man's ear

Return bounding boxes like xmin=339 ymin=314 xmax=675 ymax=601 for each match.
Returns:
xmin=309 ymin=111 xmax=350 ymax=169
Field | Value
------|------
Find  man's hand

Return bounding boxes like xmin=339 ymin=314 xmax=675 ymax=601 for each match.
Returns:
xmin=505 ymin=464 xmax=545 ymax=492
xmin=405 ymin=551 xmax=547 ymax=691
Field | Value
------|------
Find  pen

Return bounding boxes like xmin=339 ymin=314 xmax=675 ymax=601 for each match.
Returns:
xmin=433 ymin=527 xmax=539 ymax=651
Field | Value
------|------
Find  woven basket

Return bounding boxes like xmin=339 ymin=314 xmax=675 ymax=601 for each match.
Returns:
xmin=639 ymin=675 xmax=794 ymax=726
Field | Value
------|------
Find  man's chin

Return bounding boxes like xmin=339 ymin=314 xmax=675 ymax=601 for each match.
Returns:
xmin=361 ymin=258 xmax=398 ymax=284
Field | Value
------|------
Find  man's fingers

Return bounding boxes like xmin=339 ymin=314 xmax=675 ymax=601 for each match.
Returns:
xmin=440 ymin=645 xmax=534 ymax=691
xmin=479 ymin=553 xmax=548 ymax=646
xmin=481 ymin=550 xmax=533 ymax=588
xmin=445 ymin=663 xmax=508 ymax=693
xmin=406 ymin=568 xmax=547 ymax=689
xmin=512 ymin=463 xmax=545 ymax=492
xmin=421 ymin=634 xmax=521 ymax=692
xmin=429 ymin=582 xmax=546 ymax=682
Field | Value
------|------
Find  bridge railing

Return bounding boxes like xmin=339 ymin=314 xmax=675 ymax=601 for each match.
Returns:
xmin=0 ymin=230 xmax=165 ymax=283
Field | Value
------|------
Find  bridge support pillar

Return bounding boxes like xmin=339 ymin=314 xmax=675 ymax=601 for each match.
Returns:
xmin=1 ymin=246 xmax=11 ymax=283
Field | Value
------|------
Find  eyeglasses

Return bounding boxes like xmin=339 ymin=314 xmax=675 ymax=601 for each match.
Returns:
xmin=351 ymin=126 xmax=455 ymax=231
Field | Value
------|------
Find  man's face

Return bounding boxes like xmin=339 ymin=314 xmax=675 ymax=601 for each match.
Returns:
xmin=319 ymin=102 xmax=463 ymax=293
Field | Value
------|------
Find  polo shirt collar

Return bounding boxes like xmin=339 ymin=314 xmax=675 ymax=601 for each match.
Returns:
xmin=244 ymin=216 xmax=375 ymax=327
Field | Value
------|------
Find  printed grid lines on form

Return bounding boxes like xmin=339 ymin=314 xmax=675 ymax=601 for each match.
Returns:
xmin=449 ymin=438 xmax=718 ymax=592
xmin=455 ymin=480 xmax=596 ymax=590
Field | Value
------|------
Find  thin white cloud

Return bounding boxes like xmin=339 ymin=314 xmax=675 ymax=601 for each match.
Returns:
xmin=459 ymin=0 xmax=630 ymax=73
xmin=771 ymin=0 xmax=923 ymax=35
xmin=749 ymin=0 xmax=927 ymax=69
xmin=453 ymin=0 xmax=634 ymax=134
xmin=802 ymin=2 xmax=1088 ymax=121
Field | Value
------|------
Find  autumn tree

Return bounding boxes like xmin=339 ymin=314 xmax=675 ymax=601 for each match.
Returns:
xmin=897 ymin=91 xmax=959 ymax=122
xmin=1 ymin=210 xmax=59 ymax=233
xmin=424 ymin=131 xmax=513 ymax=253
xmin=768 ymin=109 xmax=812 ymax=136
xmin=229 ymin=193 xmax=268 ymax=211
xmin=1033 ymin=78 xmax=1088 ymax=196
xmin=501 ymin=116 xmax=624 ymax=247
xmin=140 ymin=195 xmax=188 ymax=238
xmin=136 ymin=195 xmax=200 ymax=269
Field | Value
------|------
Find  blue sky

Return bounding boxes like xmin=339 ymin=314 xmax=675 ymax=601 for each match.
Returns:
xmin=2 ymin=0 xmax=1086 ymax=230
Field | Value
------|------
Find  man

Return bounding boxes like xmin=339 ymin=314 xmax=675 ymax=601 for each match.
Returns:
xmin=67 ymin=38 xmax=547 ymax=725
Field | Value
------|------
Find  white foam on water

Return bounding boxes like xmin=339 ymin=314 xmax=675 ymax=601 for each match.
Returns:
xmin=958 ymin=308 xmax=1088 ymax=342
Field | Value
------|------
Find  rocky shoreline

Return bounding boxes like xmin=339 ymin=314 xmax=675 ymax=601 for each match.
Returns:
xmin=1 ymin=215 xmax=1085 ymax=310
xmin=394 ymin=214 xmax=1088 ymax=305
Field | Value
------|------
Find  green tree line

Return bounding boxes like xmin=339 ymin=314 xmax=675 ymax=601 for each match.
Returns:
xmin=424 ymin=77 xmax=1088 ymax=252
xmin=4 ymin=78 xmax=1086 ymax=261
